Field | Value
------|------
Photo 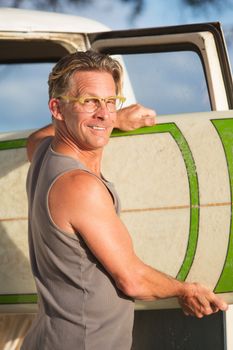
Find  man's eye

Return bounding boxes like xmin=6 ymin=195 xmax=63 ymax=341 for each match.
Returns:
xmin=84 ymin=98 xmax=98 ymax=105
xmin=107 ymin=98 xmax=116 ymax=105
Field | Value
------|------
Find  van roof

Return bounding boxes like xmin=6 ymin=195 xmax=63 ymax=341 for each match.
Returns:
xmin=0 ymin=7 xmax=110 ymax=33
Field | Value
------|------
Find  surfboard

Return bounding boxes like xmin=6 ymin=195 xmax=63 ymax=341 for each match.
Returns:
xmin=105 ymin=110 xmax=233 ymax=309
xmin=0 ymin=110 xmax=233 ymax=313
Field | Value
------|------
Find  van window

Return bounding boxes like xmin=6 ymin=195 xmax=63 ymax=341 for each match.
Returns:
xmin=0 ymin=62 xmax=54 ymax=132
xmin=122 ymin=51 xmax=211 ymax=115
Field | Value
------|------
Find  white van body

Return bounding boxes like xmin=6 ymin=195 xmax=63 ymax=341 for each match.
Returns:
xmin=0 ymin=7 xmax=232 ymax=349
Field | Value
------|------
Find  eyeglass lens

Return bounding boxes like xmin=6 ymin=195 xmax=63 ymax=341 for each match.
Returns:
xmin=83 ymin=97 xmax=122 ymax=112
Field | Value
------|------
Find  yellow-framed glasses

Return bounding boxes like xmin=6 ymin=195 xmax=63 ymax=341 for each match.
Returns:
xmin=58 ymin=95 xmax=126 ymax=113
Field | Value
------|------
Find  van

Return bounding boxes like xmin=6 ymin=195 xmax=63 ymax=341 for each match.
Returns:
xmin=0 ymin=7 xmax=232 ymax=349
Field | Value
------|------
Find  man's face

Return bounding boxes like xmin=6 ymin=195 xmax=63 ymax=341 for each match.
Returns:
xmin=58 ymin=70 xmax=117 ymax=151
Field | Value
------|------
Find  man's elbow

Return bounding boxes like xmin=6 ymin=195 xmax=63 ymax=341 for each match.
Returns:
xmin=115 ymin=273 xmax=154 ymax=301
xmin=26 ymin=133 xmax=36 ymax=162
xmin=26 ymin=131 xmax=50 ymax=162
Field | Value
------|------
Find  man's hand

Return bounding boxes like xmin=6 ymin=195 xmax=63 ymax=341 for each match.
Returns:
xmin=115 ymin=103 xmax=156 ymax=131
xmin=178 ymin=282 xmax=228 ymax=318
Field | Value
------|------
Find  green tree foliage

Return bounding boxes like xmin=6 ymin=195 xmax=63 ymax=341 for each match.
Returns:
xmin=9 ymin=0 xmax=143 ymax=12
xmin=11 ymin=0 xmax=88 ymax=10
xmin=182 ymin=0 xmax=233 ymax=10
xmin=183 ymin=0 xmax=232 ymax=6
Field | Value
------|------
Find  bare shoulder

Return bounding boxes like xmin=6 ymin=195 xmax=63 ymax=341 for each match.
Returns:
xmin=48 ymin=169 xmax=115 ymax=234
xmin=51 ymin=169 xmax=112 ymax=203
xmin=60 ymin=169 xmax=109 ymax=196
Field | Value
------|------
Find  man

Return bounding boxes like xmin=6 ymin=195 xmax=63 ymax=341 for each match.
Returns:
xmin=21 ymin=51 xmax=227 ymax=350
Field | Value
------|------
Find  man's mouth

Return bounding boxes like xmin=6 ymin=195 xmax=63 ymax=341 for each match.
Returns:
xmin=88 ymin=125 xmax=108 ymax=131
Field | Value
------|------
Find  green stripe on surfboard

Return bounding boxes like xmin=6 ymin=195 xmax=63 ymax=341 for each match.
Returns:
xmin=113 ymin=123 xmax=199 ymax=281
xmin=212 ymin=119 xmax=233 ymax=293
xmin=0 ymin=294 xmax=37 ymax=304
xmin=0 ymin=138 xmax=27 ymax=150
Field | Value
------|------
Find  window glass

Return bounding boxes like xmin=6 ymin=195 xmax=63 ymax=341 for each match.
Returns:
xmin=0 ymin=51 xmax=211 ymax=133
xmin=0 ymin=62 xmax=54 ymax=132
xmin=122 ymin=51 xmax=211 ymax=115
xmin=227 ymin=43 xmax=233 ymax=73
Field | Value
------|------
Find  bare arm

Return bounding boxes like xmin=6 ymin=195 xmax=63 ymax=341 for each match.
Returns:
xmin=115 ymin=104 xmax=156 ymax=131
xmin=49 ymin=171 xmax=228 ymax=318
xmin=27 ymin=124 xmax=54 ymax=162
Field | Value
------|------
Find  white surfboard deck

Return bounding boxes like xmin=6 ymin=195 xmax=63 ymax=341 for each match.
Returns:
xmin=0 ymin=110 xmax=233 ymax=312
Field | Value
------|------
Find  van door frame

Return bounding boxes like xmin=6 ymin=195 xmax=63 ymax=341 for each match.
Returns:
xmin=88 ymin=22 xmax=233 ymax=112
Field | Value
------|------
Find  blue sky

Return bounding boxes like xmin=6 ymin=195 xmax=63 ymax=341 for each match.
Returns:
xmin=56 ymin=0 xmax=233 ymax=30
xmin=3 ymin=0 xmax=233 ymax=30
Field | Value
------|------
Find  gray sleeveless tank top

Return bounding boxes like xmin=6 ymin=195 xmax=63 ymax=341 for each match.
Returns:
xmin=21 ymin=137 xmax=134 ymax=350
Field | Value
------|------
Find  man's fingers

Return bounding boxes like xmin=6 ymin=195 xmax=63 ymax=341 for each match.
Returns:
xmin=210 ymin=304 xmax=219 ymax=313
xmin=115 ymin=104 xmax=156 ymax=131
xmin=209 ymin=294 xmax=228 ymax=312
xmin=142 ymin=116 xmax=156 ymax=126
xmin=180 ymin=282 xmax=229 ymax=318
xmin=197 ymin=288 xmax=228 ymax=312
xmin=141 ymin=108 xmax=156 ymax=118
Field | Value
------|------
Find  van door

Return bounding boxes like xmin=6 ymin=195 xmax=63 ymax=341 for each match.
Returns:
xmin=89 ymin=22 xmax=233 ymax=111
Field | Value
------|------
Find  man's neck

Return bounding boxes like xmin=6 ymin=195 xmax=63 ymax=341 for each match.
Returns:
xmin=51 ymin=136 xmax=103 ymax=176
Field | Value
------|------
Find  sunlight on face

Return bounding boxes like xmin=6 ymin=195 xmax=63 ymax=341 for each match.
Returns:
xmin=59 ymin=71 xmax=117 ymax=151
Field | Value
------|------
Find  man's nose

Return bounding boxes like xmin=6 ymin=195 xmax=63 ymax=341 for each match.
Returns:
xmin=95 ymin=101 xmax=111 ymax=119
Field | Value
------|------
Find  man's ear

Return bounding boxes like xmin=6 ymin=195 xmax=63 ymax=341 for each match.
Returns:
xmin=49 ymin=98 xmax=64 ymax=121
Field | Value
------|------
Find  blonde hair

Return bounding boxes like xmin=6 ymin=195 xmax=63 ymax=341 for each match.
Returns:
xmin=48 ymin=50 xmax=123 ymax=99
